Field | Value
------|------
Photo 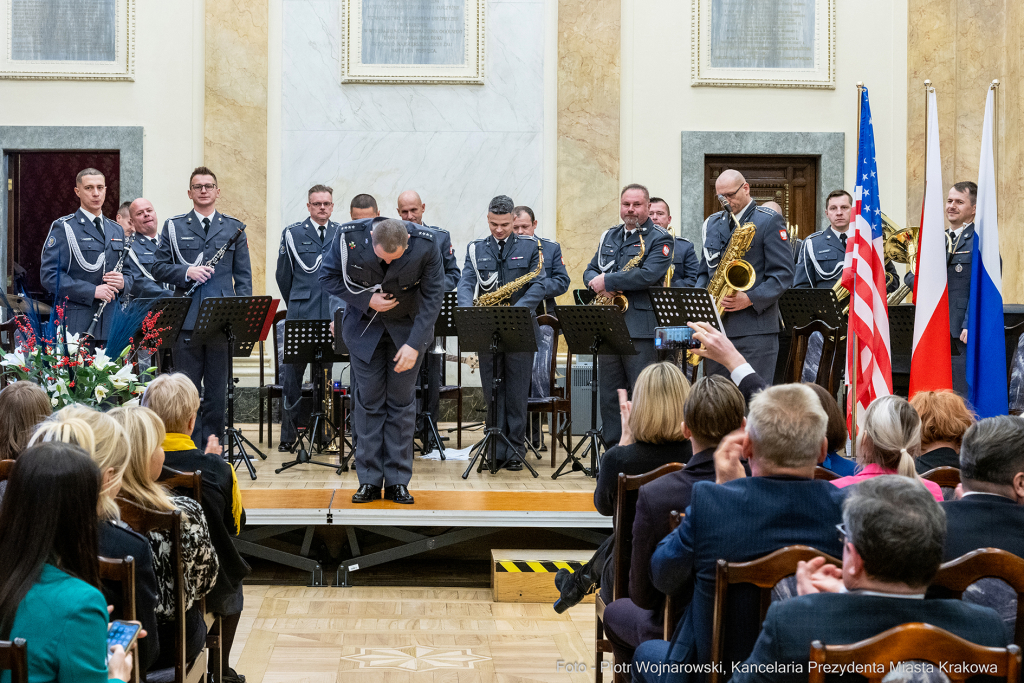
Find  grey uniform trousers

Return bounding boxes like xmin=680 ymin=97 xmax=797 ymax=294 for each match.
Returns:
xmin=175 ymin=340 xmax=230 ymax=446
xmin=280 ymin=361 xmax=333 ymax=444
xmin=479 ymin=350 xmax=533 ymax=462
xmin=703 ymin=332 xmax=780 ymax=386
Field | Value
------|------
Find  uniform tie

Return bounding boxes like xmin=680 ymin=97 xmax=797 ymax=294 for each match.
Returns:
xmin=319 ymin=226 xmax=325 ymax=243
xmin=497 ymin=238 xmax=506 ymax=259
xmin=839 ymin=233 xmax=848 ymax=249
xmin=202 ymin=217 xmax=210 ymax=236
xmin=94 ymin=217 xmax=104 ymax=240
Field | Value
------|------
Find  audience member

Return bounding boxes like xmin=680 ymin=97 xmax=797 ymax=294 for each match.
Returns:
xmin=143 ymin=372 xmax=250 ymax=683
xmin=633 ymin=384 xmax=847 ymax=681
xmin=729 ymin=476 xmax=1009 ymax=683
xmin=0 ymin=443 xmax=134 ymax=682
xmin=805 ymin=383 xmax=855 ymax=476
xmin=830 ymin=395 xmax=944 ymax=502
xmin=909 ymin=390 xmax=975 ymax=473
xmin=685 ymin=321 xmax=766 ymax=402
xmin=0 ymin=380 xmax=52 ymax=503
xmin=109 ymin=406 xmax=220 ymax=671
xmin=604 ymin=375 xmax=746 ymax=673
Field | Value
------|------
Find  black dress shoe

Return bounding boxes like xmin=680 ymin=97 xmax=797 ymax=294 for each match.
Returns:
xmin=351 ymin=484 xmax=382 ymax=504
xmin=278 ymin=441 xmax=294 ymax=452
xmin=505 ymin=460 xmax=524 ymax=471
xmin=553 ymin=565 xmax=597 ymax=613
xmin=383 ymin=484 xmax=415 ymax=504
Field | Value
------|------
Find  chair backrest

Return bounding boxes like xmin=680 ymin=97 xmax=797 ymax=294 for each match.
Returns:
xmin=813 ymin=466 xmax=840 ymax=481
xmin=270 ymin=310 xmax=287 ymax=385
xmin=921 ymin=466 xmax=961 ymax=488
xmin=536 ymin=314 xmax=566 ymax=399
xmin=710 ymin=545 xmax=841 ymax=683
xmin=0 ymin=459 xmax=14 ymax=482
xmin=1005 ymin=320 xmax=1024 ymax=380
xmin=932 ymin=548 xmax=1024 ymax=650
xmin=785 ymin=320 xmax=842 ymax=393
xmin=159 ymin=466 xmax=204 ymax=506
xmin=664 ymin=510 xmax=684 ymax=640
xmin=611 ymin=463 xmax=686 ymax=601
xmin=0 ymin=638 xmax=28 ymax=683
xmin=808 ymin=623 xmax=1021 ymax=683
xmin=99 ymin=555 xmax=139 ymax=683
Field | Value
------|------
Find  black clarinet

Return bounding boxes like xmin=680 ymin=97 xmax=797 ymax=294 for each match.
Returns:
xmin=184 ymin=226 xmax=246 ymax=296
xmin=84 ymin=233 xmax=136 ymax=339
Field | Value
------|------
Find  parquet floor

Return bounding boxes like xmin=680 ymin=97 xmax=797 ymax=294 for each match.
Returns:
xmin=231 ymin=585 xmax=598 ymax=683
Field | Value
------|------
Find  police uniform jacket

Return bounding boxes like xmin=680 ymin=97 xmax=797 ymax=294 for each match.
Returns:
xmin=670 ymin=237 xmax=699 ymax=288
xmin=582 ymin=218 xmax=673 ymax=339
xmin=696 ymin=201 xmax=795 ymax=337
xmin=422 ymin=224 xmax=461 ymax=291
xmin=906 ymin=223 xmax=975 ymax=335
xmin=795 ymin=226 xmax=898 ymax=291
xmin=40 ymin=208 xmax=135 ymax=337
xmin=275 ymin=218 xmax=343 ymax=320
xmin=319 ymin=217 xmax=445 ymax=364
xmin=537 ymin=237 xmax=571 ymax=315
xmin=457 ymin=233 xmax=547 ymax=314
xmin=127 ymin=233 xmax=170 ymax=300
xmin=151 ymin=209 xmax=253 ymax=330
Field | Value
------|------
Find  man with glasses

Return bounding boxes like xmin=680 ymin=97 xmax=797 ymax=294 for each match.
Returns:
xmin=696 ymin=169 xmax=794 ymax=382
xmin=153 ymin=166 xmax=252 ymax=446
xmin=274 ymin=184 xmax=344 ymax=451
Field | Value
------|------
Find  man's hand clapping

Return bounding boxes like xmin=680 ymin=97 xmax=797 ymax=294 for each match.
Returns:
xmin=713 ymin=429 xmax=748 ymax=484
xmin=795 ymin=556 xmax=844 ymax=596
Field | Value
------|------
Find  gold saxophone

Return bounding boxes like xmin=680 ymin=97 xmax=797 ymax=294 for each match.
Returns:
xmin=474 ymin=238 xmax=544 ymax=306
xmin=590 ymin=231 xmax=645 ymax=311
xmin=832 ymin=214 xmax=919 ymax=312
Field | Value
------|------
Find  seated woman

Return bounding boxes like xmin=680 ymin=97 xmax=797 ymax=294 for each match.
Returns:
xmin=830 ymin=394 xmax=944 ymax=502
xmin=109 ymin=406 xmax=220 ymax=671
xmin=30 ymin=407 xmax=162 ymax=675
xmin=0 ymin=442 xmax=134 ymax=682
xmin=804 ymin=383 xmax=856 ymax=476
xmin=0 ymin=380 xmax=52 ymax=503
xmin=909 ymin=390 xmax=975 ymax=473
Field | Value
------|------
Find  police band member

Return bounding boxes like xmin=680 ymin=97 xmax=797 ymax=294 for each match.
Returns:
xmin=458 ymin=196 xmax=547 ymax=470
xmin=40 ymin=168 xmax=135 ymax=342
xmin=116 ymin=201 xmax=134 ymax=236
xmin=583 ymin=184 xmax=673 ymax=447
xmin=152 ymin=167 xmax=253 ymax=445
xmin=397 ymin=190 xmax=461 ymax=290
xmin=649 ymin=197 xmax=699 ymax=287
xmin=350 ymin=193 xmax=380 ymax=220
xmin=320 ymin=218 xmax=444 ymax=504
xmin=126 ymin=199 xmax=171 ymax=300
xmin=696 ymin=170 xmax=794 ymax=382
xmin=275 ymin=184 xmax=345 ymax=451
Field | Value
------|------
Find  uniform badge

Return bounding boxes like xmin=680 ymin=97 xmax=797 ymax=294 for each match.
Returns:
xmin=561 ymin=256 xmax=565 ymax=265
xmin=47 ymin=236 xmax=56 ymax=248
xmin=955 ymin=264 xmax=963 ymax=273
xmin=280 ymin=245 xmax=286 ymax=255
xmin=349 ymin=241 xmax=356 ymax=250
xmin=449 ymin=245 xmax=454 ymax=255
xmin=779 ymin=230 xmax=789 ymax=241
xmin=662 ymin=244 xmax=670 ymax=256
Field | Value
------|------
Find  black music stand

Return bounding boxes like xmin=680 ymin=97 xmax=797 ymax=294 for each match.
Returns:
xmin=331 ymin=307 xmax=356 ymax=461
xmin=649 ymin=288 xmax=723 ymax=374
xmin=276 ymin=319 xmax=348 ymax=475
xmin=417 ymin=291 xmax=461 ymax=459
xmin=778 ymin=289 xmax=845 ymax=331
xmin=454 ymin=306 xmax=539 ymax=478
xmin=552 ymin=305 xmax=636 ymax=479
xmin=190 ymin=296 xmax=274 ymax=480
xmin=140 ymin=296 xmax=192 ymax=372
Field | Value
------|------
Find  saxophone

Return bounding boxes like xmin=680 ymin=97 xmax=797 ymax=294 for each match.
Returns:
xmin=590 ymin=231 xmax=645 ymax=311
xmin=474 ymin=238 xmax=544 ymax=306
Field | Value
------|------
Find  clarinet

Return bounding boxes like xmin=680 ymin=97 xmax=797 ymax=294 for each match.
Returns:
xmin=84 ymin=233 xmax=136 ymax=339
xmin=184 ymin=226 xmax=246 ymax=296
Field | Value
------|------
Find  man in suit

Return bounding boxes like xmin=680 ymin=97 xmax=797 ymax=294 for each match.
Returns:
xmin=603 ymin=375 xmax=747 ymax=669
xmin=40 ymin=168 xmax=135 ymax=342
xmin=697 ymin=170 xmax=795 ymax=382
xmin=152 ymin=166 xmax=252 ymax=445
xmin=649 ymin=197 xmax=699 ymax=288
xmin=584 ymin=184 xmax=674 ymax=447
xmin=125 ymin=199 xmax=171 ymax=301
xmin=458 ymin=196 xmax=547 ymax=470
xmin=320 ymin=218 xmax=444 ymax=504
xmin=275 ymin=184 xmax=345 ymax=451
xmin=728 ymin=477 xmax=1009 ymax=683
xmin=633 ymin=384 xmax=846 ymax=682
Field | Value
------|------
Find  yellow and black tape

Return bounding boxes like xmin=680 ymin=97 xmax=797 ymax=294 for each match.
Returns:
xmin=495 ymin=560 xmax=586 ymax=573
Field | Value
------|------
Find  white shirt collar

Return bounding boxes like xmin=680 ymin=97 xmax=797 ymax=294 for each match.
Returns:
xmin=962 ymin=491 xmax=1015 ymax=500
xmin=311 ymin=219 xmax=328 ymax=229
xmin=80 ymin=208 xmax=100 ymax=224
xmin=194 ymin=208 xmax=215 ymax=222
xmin=738 ymin=199 xmax=755 ymax=218
xmin=854 ymin=590 xmax=926 ymax=600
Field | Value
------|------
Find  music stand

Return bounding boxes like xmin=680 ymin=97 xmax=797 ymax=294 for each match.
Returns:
xmin=551 ymin=305 xmax=636 ymax=479
xmin=276 ymin=319 xmax=349 ymax=475
xmin=454 ymin=306 xmax=539 ymax=478
xmin=417 ymin=292 xmax=461 ymax=459
xmin=332 ymin=307 xmax=356 ymax=463
xmin=138 ymin=296 xmax=191 ymax=372
xmin=190 ymin=296 xmax=274 ymax=480
xmin=649 ymin=287 xmax=724 ymax=330
xmin=778 ymin=289 xmax=844 ymax=331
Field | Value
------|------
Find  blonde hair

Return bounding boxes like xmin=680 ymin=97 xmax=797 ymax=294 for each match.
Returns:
xmin=628 ymin=362 xmax=691 ymax=444
xmin=28 ymin=405 xmax=130 ymax=520
xmin=0 ymin=381 xmax=52 ymax=460
xmin=747 ymin=384 xmax=827 ymax=468
xmin=857 ymin=395 xmax=922 ymax=480
xmin=909 ymin=390 xmax=975 ymax=451
xmin=108 ymin=406 xmax=174 ymax=512
xmin=141 ymin=373 xmax=200 ymax=434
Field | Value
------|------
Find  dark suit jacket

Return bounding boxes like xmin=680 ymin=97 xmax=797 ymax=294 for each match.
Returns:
xmin=942 ymin=494 xmax=1024 ymax=560
xmin=730 ymin=593 xmax=1008 ymax=683
xmin=99 ymin=520 xmax=161 ymax=674
xmin=736 ymin=371 xmax=769 ymax=404
xmin=915 ymin=446 xmax=960 ymax=474
xmin=671 ymin=238 xmax=700 ymax=288
xmin=651 ymin=476 xmax=847 ymax=671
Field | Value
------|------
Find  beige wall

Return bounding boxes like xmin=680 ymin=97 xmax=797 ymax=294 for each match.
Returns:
xmin=619 ymin=0 xmax=909 ymax=230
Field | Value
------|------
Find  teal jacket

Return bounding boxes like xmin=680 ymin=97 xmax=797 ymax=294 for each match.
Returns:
xmin=3 ymin=564 xmax=110 ymax=683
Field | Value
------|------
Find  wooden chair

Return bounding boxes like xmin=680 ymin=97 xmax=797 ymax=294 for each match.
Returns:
xmin=596 ymin=463 xmax=686 ymax=683
xmin=527 ymin=315 xmax=573 ymax=466
xmin=437 ymin=334 xmax=467 ymax=448
xmin=258 ymin=310 xmax=287 ymax=446
xmin=0 ymin=459 xmax=14 ymax=482
xmin=100 ymin=556 xmax=140 ymax=683
xmin=784 ymin=320 xmax=843 ymax=395
xmin=0 ymin=638 xmax=28 ymax=683
xmin=709 ymin=545 xmax=841 ymax=683
xmin=116 ymin=499 xmax=208 ymax=683
xmin=663 ymin=510 xmax=684 ymax=640
xmin=932 ymin=548 xmax=1024 ymax=651
xmin=809 ymin=623 xmax=1021 ymax=683
xmin=921 ymin=466 xmax=961 ymax=488
xmin=814 ymin=466 xmax=840 ymax=481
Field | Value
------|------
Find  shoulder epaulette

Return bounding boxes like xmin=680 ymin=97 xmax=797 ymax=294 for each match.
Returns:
xmin=169 ymin=212 xmax=189 ymax=221
xmin=220 ymin=213 xmax=241 ymax=222
xmin=807 ymin=230 xmax=825 ymax=239
xmin=675 ymin=236 xmax=693 ymax=244
xmin=55 ymin=213 xmax=75 ymax=223
xmin=754 ymin=206 xmax=779 ymax=216
xmin=538 ymin=236 xmax=556 ymax=244
xmin=426 ymin=224 xmax=450 ymax=235
xmin=285 ymin=221 xmax=304 ymax=231
xmin=413 ymin=229 xmax=435 ymax=241
xmin=338 ymin=223 xmax=362 ymax=233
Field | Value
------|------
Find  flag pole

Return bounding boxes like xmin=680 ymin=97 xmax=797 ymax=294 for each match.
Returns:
xmin=991 ymin=79 xmax=1000 ymax=192
xmin=922 ymin=80 xmax=931 ymax=207
xmin=849 ymin=81 xmax=864 ymax=463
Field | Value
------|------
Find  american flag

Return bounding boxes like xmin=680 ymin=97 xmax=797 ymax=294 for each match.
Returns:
xmin=842 ymin=87 xmax=892 ymax=430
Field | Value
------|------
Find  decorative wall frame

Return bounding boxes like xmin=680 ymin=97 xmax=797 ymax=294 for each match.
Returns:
xmin=0 ymin=0 xmax=134 ymax=81
xmin=691 ymin=0 xmax=834 ymax=89
xmin=341 ymin=0 xmax=484 ymax=84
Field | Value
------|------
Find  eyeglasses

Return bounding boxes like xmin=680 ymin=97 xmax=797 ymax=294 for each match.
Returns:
xmin=191 ymin=184 xmax=217 ymax=192
xmin=836 ymin=523 xmax=851 ymax=547
xmin=720 ymin=184 xmax=745 ymax=200
xmin=309 ymin=202 xmax=334 ymax=208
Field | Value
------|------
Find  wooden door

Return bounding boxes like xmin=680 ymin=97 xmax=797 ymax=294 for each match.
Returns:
xmin=704 ymin=156 xmax=818 ymax=239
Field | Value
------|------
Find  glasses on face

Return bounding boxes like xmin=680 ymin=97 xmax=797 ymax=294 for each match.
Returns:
xmin=836 ymin=523 xmax=851 ymax=547
xmin=309 ymin=202 xmax=334 ymax=208
xmin=191 ymin=184 xmax=217 ymax=192
xmin=720 ymin=184 xmax=745 ymax=200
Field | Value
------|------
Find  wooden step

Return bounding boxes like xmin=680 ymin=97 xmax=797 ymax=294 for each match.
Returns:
xmin=490 ymin=548 xmax=596 ymax=604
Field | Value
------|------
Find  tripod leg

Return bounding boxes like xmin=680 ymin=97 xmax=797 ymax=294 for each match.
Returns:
xmin=500 ymin=434 xmax=538 ymax=478
xmin=461 ymin=434 xmax=490 ymax=479
xmin=427 ymin=416 xmax=446 ymax=460
xmin=230 ymin=430 xmax=257 ymax=480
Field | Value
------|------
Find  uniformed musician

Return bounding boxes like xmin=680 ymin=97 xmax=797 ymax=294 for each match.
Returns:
xmin=126 ymin=198 xmax=171 ymax=300
xmin=397 ymin=190 xmax=461 ymax=290
xmin=40 ymin=168 xmax=135 ymax=342
xmin=275 ymin=184 xmax=345 ymax=452
xmin=458 ymin=196 xmax=547 ymax=470
xmin=152 ymin=166 xmax=253 ymax=445
xmin=320 ymin=218 xmax=444 ymax=504
xmin=696 ymin=170 xmax=794 ymax=383
xmin=649 ymin=197 xmax=699 ymax=287
xmin=583 ymin=183 xmax=673 ymax=447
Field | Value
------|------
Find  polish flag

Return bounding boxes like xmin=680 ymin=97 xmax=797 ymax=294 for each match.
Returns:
xmin=909 ymin=88 xmax=952 ymax=395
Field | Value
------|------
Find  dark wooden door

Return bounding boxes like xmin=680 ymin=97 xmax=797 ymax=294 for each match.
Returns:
xmin=7 ymin=151 xmax=120 ymax=300
xmin=704 ymin=156 xmax=818 ymax=239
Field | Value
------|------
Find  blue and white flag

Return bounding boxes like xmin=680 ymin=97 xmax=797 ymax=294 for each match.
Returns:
xmin=966 ymin=86 xmax=1007 ymax=417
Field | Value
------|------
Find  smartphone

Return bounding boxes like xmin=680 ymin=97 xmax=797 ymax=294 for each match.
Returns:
xmin=654 ymin=326 xmax=701 ymax=350
xmin=106 ymin=620 xmax=142 ymax=662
